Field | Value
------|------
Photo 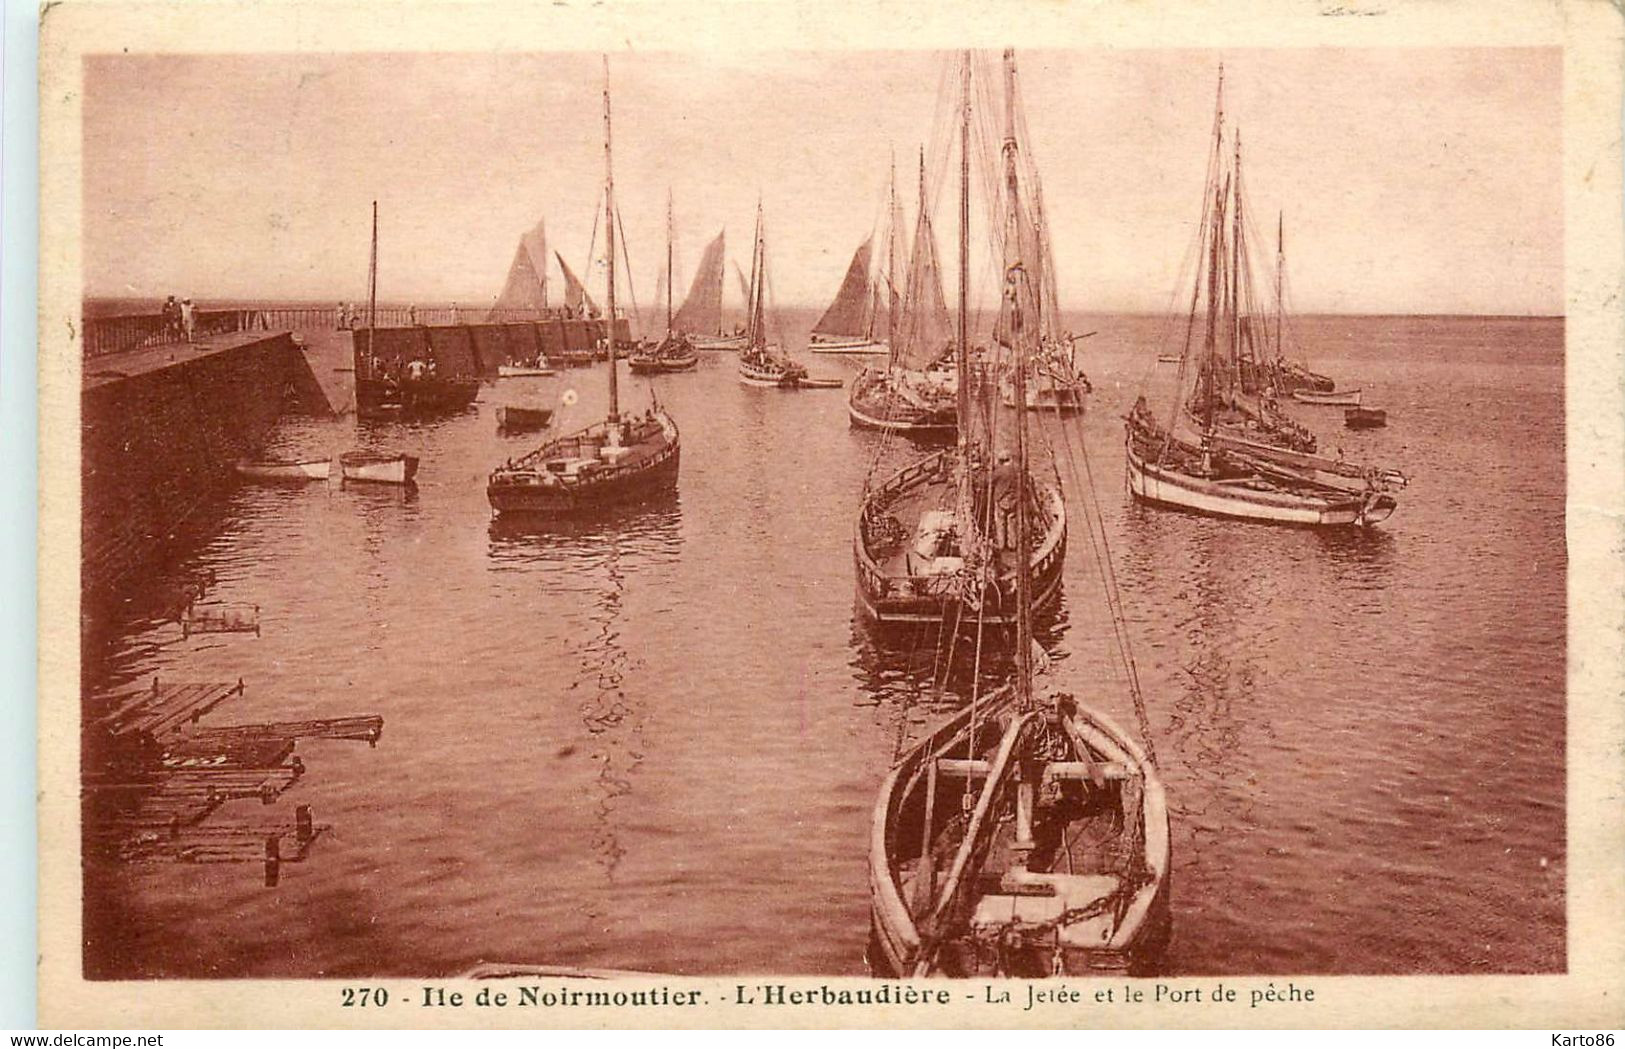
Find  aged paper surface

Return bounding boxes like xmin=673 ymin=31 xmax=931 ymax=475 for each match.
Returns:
xmin=38 ymin=0 xmax=1625 ymax=1029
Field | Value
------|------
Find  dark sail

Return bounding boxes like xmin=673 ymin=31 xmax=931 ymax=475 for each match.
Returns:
xmin=672 ymin=230 xmax=726 ymax=335
xmin=490 ymin=220 xmax=549 ymax=317
xmin=556 ymin=251 xmax=599 ymax=315
xmin=812 ymin=237 xmax=873 ymax=338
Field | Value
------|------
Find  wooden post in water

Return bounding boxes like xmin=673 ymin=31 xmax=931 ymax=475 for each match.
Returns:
xmin=264 ymin=835 xmax=281 ymax=887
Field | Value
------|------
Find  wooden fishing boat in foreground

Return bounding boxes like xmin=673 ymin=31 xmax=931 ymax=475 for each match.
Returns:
xmin=340 ymin=451 xmax=419 ymax=486
xmin=1291 ymin=387 xmax=1361 ymax=406
xmin=870 ymin=684 xmax=1169 ymax=976
xmin=235 ymin=457 xmax=330 ymax=482
xmin=488 ymin=411 xmax=679 ymax=514
xmin=872 ymin=50 xmax=1168 ymax=979
xmin=488 ymin=60 xmax=680 ymax=518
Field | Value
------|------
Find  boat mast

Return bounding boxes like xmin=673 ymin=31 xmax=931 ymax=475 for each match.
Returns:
xmin=367 ymin=200 xmax=377 ymax=370
xmin=1230 ymin=133 xmax=1243 ymax=400
xmin=1002 ymin=48 xmax=1034 ymax=713
xmin=888 ymin=152 xmax=899 ymax=354
xmin=1201 ymin=68 xmax=1225 ymax=435
xmin=602 ymin=57 xmax=620 ymax=420
xmin=957 ymin=50 xmax=972 ymax=447
xmin=1275 ymin=211 xmax=1285 ymax=360
xmin=666 ymin=190 xmax=675 ymax=335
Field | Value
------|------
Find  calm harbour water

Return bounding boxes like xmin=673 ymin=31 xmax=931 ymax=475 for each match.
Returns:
xmin=85 ymin=311 xmax=1565 ymax=978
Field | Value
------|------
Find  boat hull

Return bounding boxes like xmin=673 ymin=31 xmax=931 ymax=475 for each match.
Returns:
xmin=691 ymin=334 xmax=748 ymax=351
xmin=496 ymin=407 xmax=554 ymax=433
xmin=847 ymin=370 xmax=958 ymax=438
xmin=809 ymin=336 xmax=888 ymax=355
xmin=235 ymin=459 xmax=331 ymax=481
xmin=1291 ymin=388 xmax=1362 ymax=406
xmin=487 ymin=414 xmax=681 ymax=516
xmin=356 ymin=376 xmax=481 ymax=419
xmin=1126 ymin=440 xmax=1393 ymax=526
xmin=1345 ymin=408 xmax=1387 ymax=429
xmin=339 ymin=453 xmax=419 ymax=486
xmin=498 ymin=365 xmax=557 ymax=378
xmin=853 ymin=451 xmax=1067 ymax=626
xmin=868 ymin=695 xmax=1171 ymax=978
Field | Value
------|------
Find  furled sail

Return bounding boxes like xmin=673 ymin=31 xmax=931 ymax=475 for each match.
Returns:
xmin=672 ymin=230 xmax=726 ymax=335
xmin=490 ymin=220 xmax=549 ymax=316
xmin=892 ymin=204 xmax=951 ymax=372
xmin=556 ymin=251 xmax=598 ymax=315
xmin=812 ymin=237 xmax=874 ymax=338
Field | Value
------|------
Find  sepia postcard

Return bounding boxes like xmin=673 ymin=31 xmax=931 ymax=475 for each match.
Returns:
xmin=36 ymin=0 xmax=1625 ymax=1030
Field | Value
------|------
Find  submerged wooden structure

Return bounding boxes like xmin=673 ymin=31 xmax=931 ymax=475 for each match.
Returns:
xmin=85 ymin=677 xmax=384 ymax=885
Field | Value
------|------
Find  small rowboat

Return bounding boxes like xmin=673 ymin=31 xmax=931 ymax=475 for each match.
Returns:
xmin=339 ymin=451 xmax=419 ymax=485
xmin=792 ymin=375 xmax=844 ymax=389
xmin=235 ymin=458 xmax=330 ymax=482
xmin=497 ymin=406 xmax=554 ymax=433
xmin=1156 ymin=353 xmax=1181 ymax=365
xmin=871 ymin=686 xmax=1170 ymax=977
xmin=1345 ymin=406 xmax=1387 ymax=429
xmin=1291 ymin=388 xmax=1363 ymax=407
xmin=498 ymin=364 xmax=557 ymax=378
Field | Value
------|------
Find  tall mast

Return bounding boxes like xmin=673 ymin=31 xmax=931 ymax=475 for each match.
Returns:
xmin=888 ymin=152 xmax=899 ymax=354
xmin=1230 ymin=133 xmax=1242 ymax=394
xmin=1001 ymin=48 xmax=1034 ymax=712
xmin=1201 ymin=68 xmax=1225 ymax=434
xmin=602 ymin=57 xmax=619 ymax=420
xmin=666 ymin=190 xmax=674 ymax=333
xmin=367 ymin=200 xmax=378 ymax=367
xmin=1275 ymin=211 xmax=1284 ymax=359
xmin=957 ymin=51 xmax=972 ymax=447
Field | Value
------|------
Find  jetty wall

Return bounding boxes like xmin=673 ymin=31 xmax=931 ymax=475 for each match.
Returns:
xmin=81 ymin=332 xmax=304 ymax=636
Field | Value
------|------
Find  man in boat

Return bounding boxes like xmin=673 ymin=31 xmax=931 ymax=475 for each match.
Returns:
xmin=991 ymin=452 xmax=1020 ymax=550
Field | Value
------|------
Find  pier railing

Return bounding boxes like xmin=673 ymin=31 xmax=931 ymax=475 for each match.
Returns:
xmin=83 ymin=305 xmax=616 ymax=358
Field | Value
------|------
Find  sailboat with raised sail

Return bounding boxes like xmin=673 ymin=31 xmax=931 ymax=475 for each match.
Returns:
xmin=1269 ymin=213 xmax=1337 ymax=396
xmin=847 ymin=154 xmax=958 ymax=438
xmin=870 ymin=50 xmax=1168 ymax=979
xmin=853 ymin=53 xmax=1065 ymax=627
xmin=629 ymin=191 xmax=698 ymax=374
xmin=737 ymin=203 xmax=839 ymax=389
xmin=808 ymin=235 xmax=887 ymax=354
xmin=1125 ymin=68 xmax=1402 ymax=526
xmin=487 ymin=58 xmax=679 ymax=517
xmin=673 ymin=229 xmax=742 ymax=351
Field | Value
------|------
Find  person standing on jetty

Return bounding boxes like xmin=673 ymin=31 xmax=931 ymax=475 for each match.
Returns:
xmin=180 ymin=298 xmax=196 ymax=343
xmin=161 ymin=295 xmax=180 ymax=341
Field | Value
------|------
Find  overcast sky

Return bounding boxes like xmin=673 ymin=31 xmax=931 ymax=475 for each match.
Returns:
xmin=82 ymin=47 xmax=1561 ymax=315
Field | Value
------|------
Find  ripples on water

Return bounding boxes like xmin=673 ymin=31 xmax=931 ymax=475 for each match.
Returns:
xmin=85 ymin=313 xmax=1564 ymax=977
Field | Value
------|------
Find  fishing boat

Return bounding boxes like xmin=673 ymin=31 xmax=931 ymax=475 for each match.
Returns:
xmin=487 ymin=59 xmax=680 ymax=518
xmin=1260 ymin=214 xmax=1336 ymax=395
xmin=808 ymin=235 xmax=887 ymax=354
xmin=496 ymin=406 xmax=554 ymax=433
xmin=1345 ymin=406 xmax=1387 ymax=429
xmin=1156 ymin=353 xmax=1181 ymax=365
xmin=628 ymin=192 xmax=701 ymax=375
xmin=1125 ymin=72 xmax=1400 ymax=527
xmin=854 ymin=52 xmax=1066 ymax=628
xmin=235 ymin=457 xmax=330 ymax=482
xmin=1291 ymin=387 xmax=1361 ymax=406
xmin=737 ymin=204 xmax=818 ymax=389
xmin=339 ymin=451 xmax=419 ymax=486
xmin=870 ymin=50 xmax=1168 ymax=981
xmin=1004 ymin=340 xmax=1092 ymax=414
xmin=848 ymin=154 xmax=959 ymax=438
xmin=353 ymin=203 xmax=482 ymax=420
xmin=498 ymin=364 xmax=557 ymax=378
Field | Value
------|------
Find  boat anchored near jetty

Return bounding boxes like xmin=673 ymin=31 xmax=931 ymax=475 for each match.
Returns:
xmin=235 ymin=458 xmax=331 ymax=482
xmin=487 ymin=58 xmax=680 ymax=518
xmin=340 ymin=452 xmax=418 ymax=486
